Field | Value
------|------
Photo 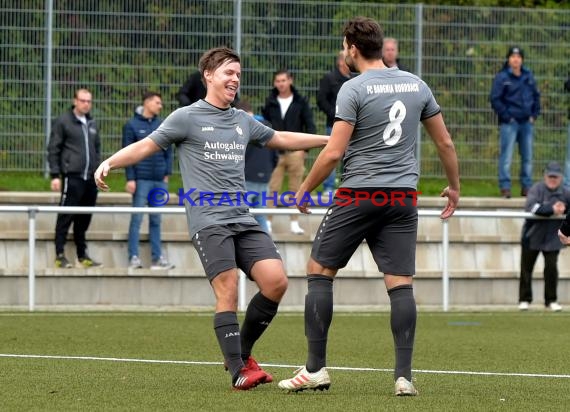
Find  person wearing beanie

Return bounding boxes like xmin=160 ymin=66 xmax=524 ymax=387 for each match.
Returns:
xmin=490 ymin=46 xmax=541 ymax=199
xmin=519 ymin=161 xmax=570 ymax=312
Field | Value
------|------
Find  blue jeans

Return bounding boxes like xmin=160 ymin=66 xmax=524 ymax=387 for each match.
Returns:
xmin=245 ymin=180 xmax=270 ymax=232
xmin=498 ymin=121 xmax=534 ymax=190
xmin=564 ymin=121 xmax=570 ymax=188
xmin=322 ymin=126 xmax=336 ymax=192
xmin=128 ymin=179 xmax=167 ymax=261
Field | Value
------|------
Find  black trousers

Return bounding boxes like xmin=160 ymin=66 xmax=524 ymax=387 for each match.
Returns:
xmin=54 ymin=176 xmax=98 ymax=258
xmin=519 ymin=247 xmax=559 ymax=306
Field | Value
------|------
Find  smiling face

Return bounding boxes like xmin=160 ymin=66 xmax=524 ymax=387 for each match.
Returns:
xmin=203 ymin=59 xmax=241 ymax=108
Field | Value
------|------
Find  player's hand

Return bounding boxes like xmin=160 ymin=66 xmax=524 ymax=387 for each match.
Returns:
xmin=439 ymin=186 xmax=459 ymax=219
xmin=294 ymin=189 xmax=312 ymax=214
xmin=558 ymin=229 xmax=570 ymax=245
xmin=94 ymin=161 xmax=111 ymax=191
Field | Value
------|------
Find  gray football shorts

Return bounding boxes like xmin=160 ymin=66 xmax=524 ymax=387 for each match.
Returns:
xmin=311 ymin=188 xmax=418 ymax=275
xmin=192 ymin=222 xmax=281 ymax=281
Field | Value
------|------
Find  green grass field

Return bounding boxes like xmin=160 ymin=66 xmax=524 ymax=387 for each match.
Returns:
xmin=1 ymin=311 xmax=569 ymax=411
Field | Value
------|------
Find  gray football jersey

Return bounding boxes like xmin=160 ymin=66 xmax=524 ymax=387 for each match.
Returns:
xmin=150 ymin=100 xmax=275 ymax=237
xmin=335 ymin=67 xmax=441 ymax=189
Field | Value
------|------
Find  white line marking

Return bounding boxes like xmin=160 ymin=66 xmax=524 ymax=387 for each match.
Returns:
xmin=1 ymin=353 xmax=568 ymax=379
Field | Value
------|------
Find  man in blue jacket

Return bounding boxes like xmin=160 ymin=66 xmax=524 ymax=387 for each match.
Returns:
xmin=123 ymin=91 xmax=174 ymax=270
xmin=490 ymin=46 xmax=541 ymax=198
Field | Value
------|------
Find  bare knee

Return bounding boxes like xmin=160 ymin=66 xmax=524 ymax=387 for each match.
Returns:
xmin=211 ymin=270 xmax=239 ymax=311
xmin=262 ymin=274 xmax=288 ymax=302
xmin=307 ymin=258 xmax=337 ymax=277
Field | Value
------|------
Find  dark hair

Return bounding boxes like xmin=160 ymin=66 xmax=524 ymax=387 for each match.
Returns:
xmin=142 ymin=91 xmax=161 ymax=102
xmin=273 ymin=69 xmax=292 ymax=80
xmin=198 ymin=47 xmax=240 ymax=80
xmin=343 ymin=17 xmax=384 ymax=60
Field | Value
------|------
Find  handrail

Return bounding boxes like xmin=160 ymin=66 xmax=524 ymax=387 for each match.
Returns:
xmin=0 ymin=206 xmax=563 ymax=312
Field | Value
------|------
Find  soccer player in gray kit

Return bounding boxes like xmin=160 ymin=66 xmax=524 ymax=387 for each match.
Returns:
xmin=278 ymin=17 xmax=460 ymax=396
xmin=94 ymin=47 xmax=328 ymax=390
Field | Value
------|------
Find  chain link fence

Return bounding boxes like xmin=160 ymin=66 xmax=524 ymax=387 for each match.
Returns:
xmin=1 ymin=1 xmax=569 ymax=182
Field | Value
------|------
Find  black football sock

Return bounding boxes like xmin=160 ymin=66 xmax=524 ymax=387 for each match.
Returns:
xmin=305 ymin=274 xmax=334 ymax=373
xmin=213 ymin=311 xmax=243 ymax=379
xmin=240 ymin=292 xmax=279 ymax=361
xmin=388 ymin=284 xmax=416 ymax=381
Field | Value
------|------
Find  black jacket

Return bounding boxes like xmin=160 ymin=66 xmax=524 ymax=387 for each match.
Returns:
xmin=175 ymin=71 xmax=206 ymax=107
xmin=522 ymin=181 xmax=570 ymax=251
xmin=47 ymin=108 xmax=101 ymax=180
xmin=261 ymin=86 xmax=316 ymax=134
xmin=317 ymin=67 xmax=352 ymax=128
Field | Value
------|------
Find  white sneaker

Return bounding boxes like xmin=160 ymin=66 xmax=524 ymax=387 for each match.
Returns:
xmin=518 ymin=301 xmax=529 ymax=311
xmin=151 ymin=256 xmax=175 ymax=270
xmin=129 ymin=255 xmax=143 ymax=269
xmin=395 ymin=377 xmax=418 ymax=396
xmin=290 ymin=221 xmax=305 ymax=235
xmin=266 ymin=220 xmax=273 ymax=234
xmin=549 ymin=302 xmax=562 ymax=312
xmin=278 ymin=366 xmax=331 ymax=392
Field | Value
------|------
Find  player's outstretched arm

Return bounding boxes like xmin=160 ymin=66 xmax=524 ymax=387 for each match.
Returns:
xmin=422 ymin=113 xmax=460 ymax=219
xmin=94 ymin=137 xmax=161 ymax=191
xmin=266 ymin=131 xmax=328 ymax=151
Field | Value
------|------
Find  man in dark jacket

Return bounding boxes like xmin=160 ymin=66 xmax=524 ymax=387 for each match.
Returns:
xmin=262 ymin=69 xmax=316 ymax=235
xmin=123 ymin=91 xmax=174 ymax=270
xmin=519 ymin=161 xmax=570 ymax=312
xmin=317 ymin=51 xmax=352 ymax=192
xmin=490 ymin=46 xmax=541 ymax=198
xmin=48 ymin=88 xmax=102 ymax=268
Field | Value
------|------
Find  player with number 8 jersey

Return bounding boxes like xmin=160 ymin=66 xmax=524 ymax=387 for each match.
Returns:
xmin=282 ymin=16 xmax=460 ymax=396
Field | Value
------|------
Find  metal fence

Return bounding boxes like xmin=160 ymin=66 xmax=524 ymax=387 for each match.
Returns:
xmin=1 ymin=1 xmax=569 ymax=181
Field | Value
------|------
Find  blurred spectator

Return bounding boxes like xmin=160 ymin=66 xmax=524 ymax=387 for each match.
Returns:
xmin=382 ymin=37 xmax=409 ymax=72
xmin=519 ymin=161 xmax=570 ymax=312
xmin=564 ymin=73 xmax=570 ymax=188
xmin=175 ymin=70 xmax=206 ymax=107
xmin=123 ymin=91 xmax=174 ymax=270
xmin=490 ymin=46 xmax=541 ymax=198
xmin=48 ymin=88 xmax=102 ymax=269
xmin=316 ymin=51 xmax=352 ymax=192
xmin=262 ymin=69 xmax=316 ymax=235
xmin=235 ymin=100 xmax=279 ymax=233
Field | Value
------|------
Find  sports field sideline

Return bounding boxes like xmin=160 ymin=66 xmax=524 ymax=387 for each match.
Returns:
xmin=1 ymin=311 xmax=569 ymax=411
